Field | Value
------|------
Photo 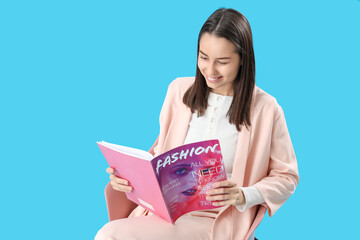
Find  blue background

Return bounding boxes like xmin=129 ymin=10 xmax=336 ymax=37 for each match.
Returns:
xmin=1 ymin=0 xmax=359 ymax=239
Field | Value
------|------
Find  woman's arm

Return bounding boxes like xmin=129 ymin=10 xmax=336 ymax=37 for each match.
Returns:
xmin=253 ymin=104 xmax=299 ymax=216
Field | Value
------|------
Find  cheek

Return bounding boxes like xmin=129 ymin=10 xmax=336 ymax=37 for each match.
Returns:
xmin=197 ymin=60 xmax=206 ymax=71
xmin=177 ymin=175 xmax=193 ymax=185
xmin=224 ymin=65 xmax=239 ymax=78
xmin=231 ymin=63 xmax=241 ymax=75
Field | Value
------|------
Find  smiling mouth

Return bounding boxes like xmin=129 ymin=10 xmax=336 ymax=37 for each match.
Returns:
xmin=207 ymin=76 xmax=222 ymax=83
xmin=182 ymin=188 xmax=198 ymax=196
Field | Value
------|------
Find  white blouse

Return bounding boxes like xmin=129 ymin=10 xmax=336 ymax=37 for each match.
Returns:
xmin=184 ymin=92 xmax=264 ymax=212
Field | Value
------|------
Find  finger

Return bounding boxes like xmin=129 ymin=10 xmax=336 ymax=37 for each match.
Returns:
xmin=111 ymin=182 xmax=133 ymax=193
xmin=211 ymin=199 xmax=237 ymax=207
xmin=116 ymin=185 xmax=133 ymax=193
xmin=207 ymin=190 xmax=245 ymax=206
xmin=106 ymin=167 xmax=114 ymax=174
xmin=207 ymin=187 xmax=239 ymax=196
xmin=207 ymin=193 xmax=228 ymax=202
xmin=212 ymin=180 xmax=237 ymax=188
xmin=206 ymin=192 xmax=235 ymax=202
xmin=109 ymin=175 xmax=129 ymax=185
xmin=112 ymin=185 xmax=132 ymax=193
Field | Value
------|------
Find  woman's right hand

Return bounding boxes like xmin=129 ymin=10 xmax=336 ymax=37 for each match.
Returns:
xmin=106 ymin=167 xmax=133 ymax=193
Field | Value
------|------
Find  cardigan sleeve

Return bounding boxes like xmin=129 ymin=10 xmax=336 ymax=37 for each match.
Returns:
xmin=253 ymin=103 xmax=299 ymax=217
xmin=150 ymin=77 xmax=195 ymax=157
xmin=150 ymin=79 xmax=179 ymax=156
xmin=236 ymin=186 xmax=265 ymax=212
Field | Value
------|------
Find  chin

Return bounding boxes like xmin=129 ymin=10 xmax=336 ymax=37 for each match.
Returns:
xmin=205 ymin=81 xmax=219 ymax=89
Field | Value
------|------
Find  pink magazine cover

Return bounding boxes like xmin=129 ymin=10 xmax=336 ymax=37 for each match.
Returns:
xmin=97 ymin=139 xmax=227 ymax=223
xmin=151 ymin=139 xmax=227 ymax=222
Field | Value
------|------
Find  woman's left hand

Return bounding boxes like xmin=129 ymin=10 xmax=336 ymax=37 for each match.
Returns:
xmin=206 ymin=180 xmax=245 ymax=207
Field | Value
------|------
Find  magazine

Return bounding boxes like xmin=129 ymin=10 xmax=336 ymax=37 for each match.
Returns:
xmin=97 ymin=139 xmax=227 ymax=223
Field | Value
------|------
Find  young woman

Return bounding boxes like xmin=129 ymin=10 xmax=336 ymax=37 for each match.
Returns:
xmin=95 ymin=8 xmax=299 ymax=240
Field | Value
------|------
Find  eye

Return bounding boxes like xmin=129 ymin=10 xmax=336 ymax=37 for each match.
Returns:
xmin=200 ymin=56 xmax=208 ymax=60
xmin=175 ymin=167 xmax=189 ymax=175
xmin=217 ymin=61 xmax=228 ymax=65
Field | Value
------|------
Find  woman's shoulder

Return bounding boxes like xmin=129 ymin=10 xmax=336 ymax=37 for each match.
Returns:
xmin=166 ymin=77 xmax=195 ymax=100
xmin=252 ymin=85 xmax=282 ymax=115
xmin=168 ymin=77 xmax=195 ymax=92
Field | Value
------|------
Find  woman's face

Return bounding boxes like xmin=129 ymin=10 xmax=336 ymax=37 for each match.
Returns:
xmin=198 ymin=32 xmax=241 ymax=96
xmin=160 ymin=163 xmax=212 ymax=203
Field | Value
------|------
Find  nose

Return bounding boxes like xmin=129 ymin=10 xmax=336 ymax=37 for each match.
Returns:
xmin=207 ymin=61 xmax=218 ymax=76
xmin=187 ymin=172 xmax=200 ymax=185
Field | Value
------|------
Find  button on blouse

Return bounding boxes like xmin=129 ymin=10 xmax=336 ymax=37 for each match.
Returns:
xmin=184 ymin=92 xmax=238 ymax=178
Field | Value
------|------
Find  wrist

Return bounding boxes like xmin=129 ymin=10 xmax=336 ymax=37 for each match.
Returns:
xmin=238 ymin=188 xmax=246 ymax=205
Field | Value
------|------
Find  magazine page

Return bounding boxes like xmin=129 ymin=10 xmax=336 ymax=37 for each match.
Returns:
xmin=98 ymin=141 xmax=153 ymax=160
xmin=151 ymin=139 xmax=227 ymax=223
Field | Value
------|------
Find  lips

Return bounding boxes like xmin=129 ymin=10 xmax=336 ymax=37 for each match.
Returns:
xmin=182 ymin=188 xmax=198 ymax=196
xmin=207 ymin=76 xmax=222 ymax=83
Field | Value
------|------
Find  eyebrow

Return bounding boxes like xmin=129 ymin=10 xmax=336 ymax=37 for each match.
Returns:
xmin=170 ymin=164 xmax=192 ymax=170
xmin=199 ymin=50 xmax=231 ymax=60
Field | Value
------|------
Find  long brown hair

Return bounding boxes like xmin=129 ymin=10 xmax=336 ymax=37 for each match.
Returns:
xmin=183 ymin=8 xmax=255 ymax=131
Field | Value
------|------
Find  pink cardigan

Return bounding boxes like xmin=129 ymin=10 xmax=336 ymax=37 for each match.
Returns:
xmin=148 ymin=77 xmax=299 ymax=239
xmin=106 ymin=77 xmax=299 ymax=240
